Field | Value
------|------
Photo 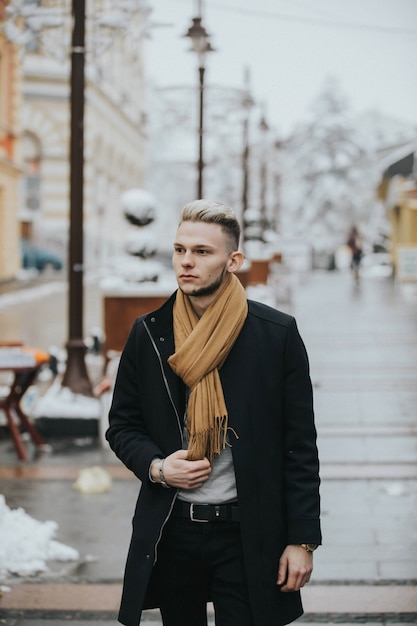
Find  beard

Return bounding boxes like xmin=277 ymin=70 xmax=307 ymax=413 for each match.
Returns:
xmin=181 ymin=264 xmax=228 ymax=298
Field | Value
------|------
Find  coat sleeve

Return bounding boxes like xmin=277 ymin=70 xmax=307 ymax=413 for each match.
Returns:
xmin=105 ymin=320 xmax=165 ymax=483
xmin=282 ymin=317 xmax=322 ymax=545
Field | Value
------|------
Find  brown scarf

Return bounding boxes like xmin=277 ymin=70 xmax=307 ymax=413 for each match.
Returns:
xmin=168 ymin=273 xmax=248 ymax=464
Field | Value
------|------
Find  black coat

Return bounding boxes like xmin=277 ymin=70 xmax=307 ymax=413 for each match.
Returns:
xmin=107 ymin=292 xmax=321 ymax=626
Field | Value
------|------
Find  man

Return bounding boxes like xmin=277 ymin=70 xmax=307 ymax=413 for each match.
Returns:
xmin=106 ymin=199 xmax=321 ymax=626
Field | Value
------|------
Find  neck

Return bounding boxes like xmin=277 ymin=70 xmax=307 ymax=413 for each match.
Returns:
xmin=188 ymin=295 xmax=211 ymax=319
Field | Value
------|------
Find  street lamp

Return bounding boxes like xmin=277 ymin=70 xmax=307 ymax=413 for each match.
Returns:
xmin=61 ymin=0 xmax=92 ymax=396
xmin=241 ymin=67 xmax=254 ymax=245
xmin=258 ymin=109 xmax=269 ymax=235
xmin=184 ymin=9 xmax=214 ymax=199
xmin=272 ymin=140 xmax=283 ymax=233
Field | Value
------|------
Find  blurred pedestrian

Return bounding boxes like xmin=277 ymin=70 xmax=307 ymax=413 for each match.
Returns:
xmin=347 ymin=225 xmax=363 ymax=282
xmin=106 ymin=199 xmax=322 ymax=626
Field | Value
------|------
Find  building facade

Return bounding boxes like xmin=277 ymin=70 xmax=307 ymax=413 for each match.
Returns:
xmin=3 ymin=0 xmax=149 ymax=276
xmin=0 ymin=0 xmax=22 ymax=282
xmin=377 ymin=147 xmax=417 ymax=280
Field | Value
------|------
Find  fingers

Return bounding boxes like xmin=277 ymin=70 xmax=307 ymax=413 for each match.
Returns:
xmin=162 ymin=451 xmax=212 ymax=489
xmin=173 ymin=449 xmax=189 ymax=460
xmin=280 ymin=567 xmax=311 ymax=592
xmin=276 ymin=562 xmax=288 ymax=588
xmin=277 ymin=546 xmax=313 ymax=592
xmin=172 ymin=449 xmax=211 ymax=469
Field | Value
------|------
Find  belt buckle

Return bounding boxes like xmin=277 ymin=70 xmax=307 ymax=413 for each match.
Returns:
xmin=190 ymin=503 xmax=209 ymax=523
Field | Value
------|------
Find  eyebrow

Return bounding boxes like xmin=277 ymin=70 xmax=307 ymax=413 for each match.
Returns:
xmin=173 ymin=242 xmax=216 ymax=249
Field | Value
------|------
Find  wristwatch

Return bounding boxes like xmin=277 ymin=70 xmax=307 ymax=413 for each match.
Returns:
xmin=300 ymin=543 xmax=318 ymax=552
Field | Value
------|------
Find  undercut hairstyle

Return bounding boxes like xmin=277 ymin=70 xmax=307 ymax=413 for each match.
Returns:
xmin=180 ymin=200 xmax=241 ymax=252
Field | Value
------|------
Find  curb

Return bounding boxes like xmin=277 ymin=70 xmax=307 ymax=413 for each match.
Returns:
xmin=1 ymin=609 xmax=416 ymax=623
xmin=1 ymin=583 xmax=416 ymax=621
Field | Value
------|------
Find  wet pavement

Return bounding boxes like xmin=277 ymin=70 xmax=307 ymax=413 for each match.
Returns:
xmin=0 ymin=269 xmax=416 ymax=625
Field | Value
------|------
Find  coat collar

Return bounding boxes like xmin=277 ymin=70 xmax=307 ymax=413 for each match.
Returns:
xmin=143 ymin=291 xmax=177 ymax=337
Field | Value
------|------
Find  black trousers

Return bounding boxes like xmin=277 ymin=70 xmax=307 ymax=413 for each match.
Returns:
xmin=150 ymin=513 xmax=255 ymax=626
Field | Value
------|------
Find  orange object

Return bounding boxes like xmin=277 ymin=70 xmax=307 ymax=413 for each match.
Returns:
xmin=22 ymin=346 xmax=50 ymax=364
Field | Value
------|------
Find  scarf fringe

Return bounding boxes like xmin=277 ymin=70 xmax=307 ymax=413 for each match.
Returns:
xmin=187 ymin=416 xmax=229 ymax=465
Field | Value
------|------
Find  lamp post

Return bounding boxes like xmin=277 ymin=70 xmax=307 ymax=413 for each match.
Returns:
xmin=241 ymin=67 xmax=254 ymax=245
xmin=259 ymin=110 xmax=269 ymax=236
xmin=272 ymin=140 xmax=283 ymax=233
xmin=61 ymin=0 xmax=93 ymax=396
xmin=184 ymin=8 xmax=213 ymax=199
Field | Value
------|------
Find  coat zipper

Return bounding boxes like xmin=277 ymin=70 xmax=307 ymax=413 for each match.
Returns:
xmin=143 ymin=319 xmax=183 ymax=565
xmin=143 ymin=319 xmax=183 ymax=439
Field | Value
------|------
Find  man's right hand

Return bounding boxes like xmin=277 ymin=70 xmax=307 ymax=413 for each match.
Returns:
xmin=151 ymin=450 xmax=211 ymax=489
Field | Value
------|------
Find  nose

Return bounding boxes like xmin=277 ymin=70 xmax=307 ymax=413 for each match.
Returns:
xmin=181 ymin=250 xmax=194 ymax=267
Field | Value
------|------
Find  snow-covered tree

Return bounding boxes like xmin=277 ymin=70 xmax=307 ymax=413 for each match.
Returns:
xmin=281 ymin=77 xmax=375 ymax=255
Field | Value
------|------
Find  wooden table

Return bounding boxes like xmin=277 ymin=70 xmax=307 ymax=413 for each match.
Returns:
xmin=0 ymin=347 xmax=47 ymax=461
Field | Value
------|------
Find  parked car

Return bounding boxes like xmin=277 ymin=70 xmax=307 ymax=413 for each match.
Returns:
xmin=21 ymin=239 xmax=63 ymax=271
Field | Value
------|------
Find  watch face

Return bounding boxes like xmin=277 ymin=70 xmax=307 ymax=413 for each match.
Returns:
xmin=307 ymin=544 xmax=318 ymax=552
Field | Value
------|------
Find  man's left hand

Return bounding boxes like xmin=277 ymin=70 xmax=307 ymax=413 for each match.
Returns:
xmin=276 ymin=545 xmax=313 ymax=592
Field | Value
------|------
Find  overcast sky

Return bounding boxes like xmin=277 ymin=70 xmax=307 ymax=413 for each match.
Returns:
xmin=145 ymin=0 xmax=417 ymax=136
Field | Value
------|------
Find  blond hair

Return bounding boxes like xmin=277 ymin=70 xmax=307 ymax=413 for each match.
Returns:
xmin=180 ymin=200 xmax=241 ymax=251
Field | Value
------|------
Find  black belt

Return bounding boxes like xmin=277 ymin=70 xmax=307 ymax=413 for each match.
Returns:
xmin=173 ymin=500 xmax=240 ymax=523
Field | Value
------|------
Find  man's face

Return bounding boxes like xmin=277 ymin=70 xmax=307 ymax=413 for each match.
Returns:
xmin=172 ymin=221 xmax=235 ymax=302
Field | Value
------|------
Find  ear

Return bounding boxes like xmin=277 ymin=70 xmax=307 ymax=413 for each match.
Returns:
xmin=227 ymin=251 xmax=244 ymax=274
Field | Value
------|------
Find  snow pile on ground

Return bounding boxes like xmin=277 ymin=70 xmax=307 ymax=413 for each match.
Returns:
xmin=73 ymin=466 xmax=112 ymax=494
xmin=0 ymin=494 xmax=79 ymax=578
xmin=33 ymin=379 xmax=101 ymax=419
